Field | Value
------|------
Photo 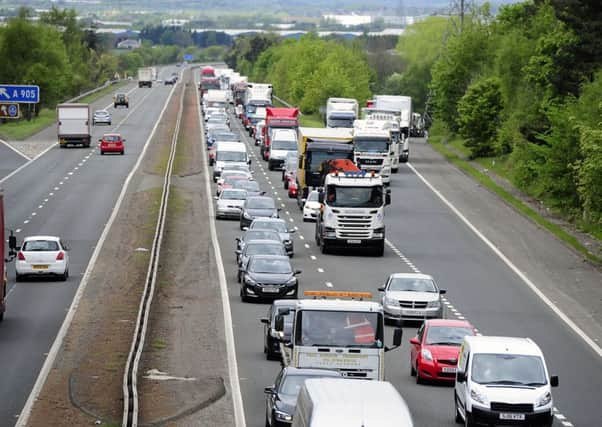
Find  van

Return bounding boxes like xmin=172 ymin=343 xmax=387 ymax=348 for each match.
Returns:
xmin=454 ymin=336 xmax=558 ymax=427
xmin=292 ymin=378 xmax=413 ymax=427
xmin=213 ymin=141 xmax=249 ymax=182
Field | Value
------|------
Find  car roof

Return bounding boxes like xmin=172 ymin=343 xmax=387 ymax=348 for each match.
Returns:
xmin=244 ymin=229 xmax=280 ymax=238
xmin=251 ymin=217 xmax=284 ymax=224
xmin=388 ymin=273 xmax=434 ymax=281
xmin=248 ymin=254 xmax=290 ymax=261
xmin=23 ymin=235 xmax=60 ymax=242
xmin=424 ymin=319 xmax=474 ymax=328
xmin=463 ymin=336 xmax=543 ymax=356
xmin=282 ymin=367 xmax=342 ymax=377
xmin=94 ymin=109 xmax=109 ymax=113
xmin=245 ymin=239 xmax=285 ymax=247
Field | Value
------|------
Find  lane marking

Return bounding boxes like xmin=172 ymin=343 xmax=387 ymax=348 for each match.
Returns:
xmin=325 ymin=282 xmax=333 ymax=288
xmin=317 ymin=268 xmax=324 ymax=273
xmin=0 ymin=138 xmax=31 ymax=160
xmin=299 ymin=235 xmax=304 ymax=240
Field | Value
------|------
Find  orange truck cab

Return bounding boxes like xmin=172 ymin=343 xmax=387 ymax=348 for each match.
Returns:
xmin=261 ymin=107 xmax=299 ymax=160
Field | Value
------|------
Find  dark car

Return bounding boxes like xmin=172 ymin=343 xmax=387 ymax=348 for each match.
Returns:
xmin=207 ymin=130 xmax=240 ymax=148
xmin=239 ymin=196 xmax=279 ymax=229
xmin=232 ymin=179 xmax=263 ymax=197
xmin=260 ymin=300 xmax=297 ymax=360
xmin=164 ymin=75 xmax=177 ymax=85
xmin=236 ymin=240 xmax=288 ymax=282
xmin=240 ymin=255 xmax=300 ymax=301
xmin=264 ymin=367 xmax=342 ymax=426
xmin=249 ymin=218 xmax=295 ymax=256
xmin=113 ymin=92 xmax=129 ymax=108
xmin=236 ymin=229 xmax=282 ymax=254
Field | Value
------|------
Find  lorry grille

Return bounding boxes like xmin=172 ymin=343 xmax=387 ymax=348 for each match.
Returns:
xmin=490 ymin=403 xmax=534 ymax=413
xmin=398 ymin=300 xmax=428 ymax=309
xmin=335 ymin=215 xmax=373 ymax=239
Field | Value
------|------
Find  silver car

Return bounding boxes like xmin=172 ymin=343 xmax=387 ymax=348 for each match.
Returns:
xmin=249 ymin=218 xmax=295 ymax=256
xmin=215 ymin=188 xmax=247 ymax=219
xmin=379 ymin=273 xmax=446 ymax=325
xmin=93 ymin=109 xmax=111 ymax=125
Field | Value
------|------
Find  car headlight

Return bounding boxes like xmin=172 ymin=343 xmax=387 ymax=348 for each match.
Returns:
xmin=421 ymin=348 xmax=433 ymax=361
xmin=243 ymin=212 xmax=252 ymax=219
xmin=470 ymin=388 xmax=488 ymax=406
xmin=245 ymin=275 xmax=257 ymax=285
xmin=427 ymin=300 xmax=441 ymax=308
xmin=274 ymin=409 xmax=292 ymax=422
xmin=385 ymin=296 xmax=397 ymax=306
xmin=285 ymin=277 xmax=297 ymax=285
xmin=283 ymin=240 xmax=292 ymax=245
xmin=536 ymin=391 xmax=552 ymax=408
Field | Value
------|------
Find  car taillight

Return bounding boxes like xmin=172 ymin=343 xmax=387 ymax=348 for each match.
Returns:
xmin=56 ymin=251 xmax=65 ymax=261
xmin=17 ymin=251 xmax=25 ymax=261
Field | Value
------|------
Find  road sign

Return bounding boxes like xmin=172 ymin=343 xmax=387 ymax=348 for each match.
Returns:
xmin=183 ymin=54 xmax=193 ymax=61
xmin=0 ymin=84 xmax=40 ymax=103
xmin=0 ymin=103 xmax=20 ymax=119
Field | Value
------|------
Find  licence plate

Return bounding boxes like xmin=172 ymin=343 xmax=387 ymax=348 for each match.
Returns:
xmin=347 ymin=239 xmax=362 ymax=244
xmin=404 ymin=309 xmax=426 ymax=316
xmin=500 ymin=413 xmax=525 ymax=421
xmin=262 ymin=286 xmax=280 ymax=293
xmin=109 ymin=143 xmax=117 ymax=148
xmin=441 ymin=367 xmax=456 ymax=373
xmin=32 ymin=265 xmax=49 ymax=270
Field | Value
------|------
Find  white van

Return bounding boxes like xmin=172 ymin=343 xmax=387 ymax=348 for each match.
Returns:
xmin=454 ymin=336 xmax=558 ymax=427
xmin=213 ymin=141 xmax=249 ymax=182
xmin=292 ymin=378 xmax=413 ymax=427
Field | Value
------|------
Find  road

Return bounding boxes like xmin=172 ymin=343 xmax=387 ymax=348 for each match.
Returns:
xmin=0 ymin=141 xmax=27 ymax=181
xmin=0 ymin=67 xmax=179 ymax=425
xmin=207 ymin=101 xmax=602 ymax=426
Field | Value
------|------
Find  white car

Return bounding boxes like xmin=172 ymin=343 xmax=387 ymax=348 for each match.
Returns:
xmin=303 ymin=190 xmax=321 ymax=222
xmin=215 ymin=189 xmax=248 ymax=219
xmin=15 ymin=236 xmax=70 ymax=281
xmin=93 ymin=109 xmax=111 ymax=125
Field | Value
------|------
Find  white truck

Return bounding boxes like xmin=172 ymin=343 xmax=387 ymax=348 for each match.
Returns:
xmin=315 ymin=170 xmax=390 ymax=256
xmin=57 ymin=103 xmax=91 ymax=148
xmin=205 ymin=89 xmax=229 ymax=110
xmin=276 ymin=291 xmax=402 ymax=381
xmin=362 ymin=110 xmax=401 ymax=173
xmin=325 ymin=97 xmax=358 ymax=128
xmin=369 ymin=95 xmax=412 ymax=162
xmin=352 ymin=120 xmax=392 ymax=184
xmin=137 ymin=67 xmax=153 ymax=88
xmin=245 ymin=83 xmax=273 ymax=105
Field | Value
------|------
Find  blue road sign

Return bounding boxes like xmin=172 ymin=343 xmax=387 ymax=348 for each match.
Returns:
xmin=183 ymin=54 xmax=193 ymax=61
xmin=0 ymin=84 xmax=40 ymax=103
xmin=8 ymin=104 xmax=18 ymax=117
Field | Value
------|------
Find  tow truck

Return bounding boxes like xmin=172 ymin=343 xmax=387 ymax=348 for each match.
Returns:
xmin=352 ymin=120 xmax=393 ymax=184
xmin=1 ymin=189 xmax=18 ymax=321
xmin=275 ymin=290 xmax=402 ymax=381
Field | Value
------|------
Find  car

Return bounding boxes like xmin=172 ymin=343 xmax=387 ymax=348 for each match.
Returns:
xmin=15 ymin=236 xmax=70 ymax=281
xmin=267 ymin=129 xmax=297 ymax=170
xmin=113 ymin=92 xmax=129 ymax=108
xmin=287 ymin=180 xmax=298 ymax=199
xmin=255 ymin=120 xmax=266 ymax=146
xmin=236 ymin=240 xmax=288 ymax=282
xmin=249 ymin=218 xmax=295 ymax=256
xmin=264 ymin=367 xmax=342 ymax=426
xmin=282 ymin=152 xmax=297 ymax=188
xmin=232 ymin=179 xmax=262 ymax=197
xmin=99 ymin=133 xmax=125 ymax=155
xmin=207 ymin=130 xmax=240 ymax=148
xmin=217 ymin=170 xmax=253 ymax=195
xmin=379 ymin=273 xmax=446 ymax=325
xmin=260 ymin=300 xmax=297 ymax=360
xmin=240 ymin=255 xmax=300 ymax=301
xmin=302 ymin=190 xmax=321 ymax=222
xmin=215 ymin=188 xmax=247 ymax=219
xmin=207 ymin=112 xmax=229 ymax=126
xmin=164 ymin=75 xmax=177 ymax=85
xmin=240 ymin=196 xmax=280 ymax=230
xmin=93 ymin=109 xmax=111 ymax=125
xmin=204 ymin=107 xmax=227 ymax=121
xmin=205 ymin=121 xmax=230 ymax=136
xmin=236 ymin=229 xmax=282 ymax=254
xmin=409 ymin=319 xmax=476 ymax=384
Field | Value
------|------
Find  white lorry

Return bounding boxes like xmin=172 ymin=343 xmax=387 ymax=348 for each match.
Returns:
xmin=204 ymin=89 xmax=229 ymax=110
xmin=325 ymin=97 xmax=358 ymax=128
xmin=245 ymin=83 xmax=273 ymax=105
xmin=362 ymin=110 xmax=401 ymax=173
xmin=315 ymin=170 xmax=390 ymax=256
xmin=137 ymin=67 xmax=153 ymax=88
xmin=352 ymin=119 xmax=393 ymax=184
xmin=368 ymin=95 xmax=412 ymax=162
xmin=276 ymin=291 xmax=402 ymax=380
xmin=57 ymin=103 xmax=91 ymax=148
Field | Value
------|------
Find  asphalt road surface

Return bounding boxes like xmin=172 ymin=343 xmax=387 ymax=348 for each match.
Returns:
xmin=0 ymin=67 xmax=179 ymax=425
xmin=0 ymin=142 xmax=28 ymax=181
xmin=207 ymin=101 xmax=601 ymax=426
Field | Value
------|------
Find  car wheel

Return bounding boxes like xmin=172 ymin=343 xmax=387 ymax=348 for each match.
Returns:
xmin=464 ymin=411 xmax=475 ymax=427
xmin=320 ymin=239 xmax=329 ymax=254
xmin=392 ymin=168 xmax=399 ymax=173
xmin=120 ymin=151 xmax=124 ymax=155
xmin=114 ymin=104 xmax=117 ymax=108
xmin=415 ymin=362 xmax=424 ymax=384
xmin=455 ymin=393 xmax=463 ymax=424
xmin=410 ymin=361 xmax=416 ymax=377
xmin=60 ymin=270 xmax=68 ymax=281
xmin=237 ymin=271 xmax=241 ymax=283
xmin=374 ymin=241 xmax=385 ymax=257
xmin=240 ymin=287 xmax=248 ymax=303
xmin=100 ymin=151 xmax=105 ymax=155
xmin=284 ymin=180 xmax=288 ymax=189
xmin=15 ymin=273 xmax=22 ymax=282
xmin=108 ymin=122 xmax=111 ymax=125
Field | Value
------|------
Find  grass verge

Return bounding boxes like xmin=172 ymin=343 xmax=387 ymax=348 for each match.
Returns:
xmin=299 ymin=113 xmax=324 ymax=128
xmin=428 ymin=137 xmax=601 ymax=265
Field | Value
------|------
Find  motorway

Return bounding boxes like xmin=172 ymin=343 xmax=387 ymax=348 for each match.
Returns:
xmin=208 ymin=103 xmax=602 ymax=426
xmin=0 ymin=67 xmax=179 ymax=425
xmin=0 ymin=142 xmax=27 ymax=181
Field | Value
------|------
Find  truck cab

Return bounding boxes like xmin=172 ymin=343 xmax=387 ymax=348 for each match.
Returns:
xmin=352 ymin=120 xmax=392 ymax=184
xmin=326 ymin=98 xmax=358 ymax=128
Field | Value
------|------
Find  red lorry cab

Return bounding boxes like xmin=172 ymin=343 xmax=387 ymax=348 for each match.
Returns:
xmin=261 ymin=107 xmax=300 ymax=160
xmin=201 ymin=66 xmax=215 ymax=78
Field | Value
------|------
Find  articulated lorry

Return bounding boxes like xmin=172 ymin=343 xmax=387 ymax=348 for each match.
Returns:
xmin=352 ymin=120 xmax=393 ymax=184
xmin=366 ymin=95 xmax=412 ymax=162
xmin=362 ymin=110 xmax=401 ymax=173
xmin=137 ymin=67 xmax=153 ymax=88
xmin=261 ymin=107 xmax=300 ymax=161
xmin=57 ymin=103 xmax=91 ymax=148
xmin=0 ymin=190 xmax=18 ymax=322
xmin=325 ymin=98 xmax=358 ymax=128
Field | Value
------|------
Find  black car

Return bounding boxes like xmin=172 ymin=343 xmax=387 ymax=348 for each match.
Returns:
xmin=260 ymin=300 xmax=297 ymax=360
xmin=113 ymin=93 xmax=129 ymax=108
xmin=236 ymin=229 xmax=282 ymax=254
xmin=236 ymin=240 xmax=287 ymax=282
xmin=240 ymin=196 xmax=279 ymax=230
xmin=232 ymin=179 xmax=263 ymax=198
xmin=264 ymin=367 xmax=342 ymax=426
xmin=207 ymin=130 xmax=240 ymax=148
xmin=240 ymin=255 xmax=300 ymax=302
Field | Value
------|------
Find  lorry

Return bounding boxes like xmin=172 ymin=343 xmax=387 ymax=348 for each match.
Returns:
xmin=296 ymin=127 xmax=354 ymax=200
xmin=245 ymin=83 xmax=273 ymax=104
xmin=261 ymin=107 xmax=300 ymax=161
xmin=199 ymin=77 xmax=221 ymax=96
xmin=57 ymin=103 xmax=91 ymax=148
xmin=410 ymin=112 xmax=425 ymax=137
xmin=362 ymin=110 xmax=401 ymax=173
xmin=231 ymin=80 xmax=248 ymax=106
xmin=325 ymin=98 xmax=359 ymax=128
xmin=315 ymin=169 xmax=390 ymax=256
xmin=275 ymin=290 xmax=402 ymax=380
xmin=201 ymin=65 xmax=216 ymax=78
xmin=137 ymin=67 xmax=153 ymax=88
xmin=352 ymin=120 xmax=392 ymax=184
xmin=0 ymin=190 xmax=18 ymax=322
xmin=204 ymin=90 xmax=229 ymax=110
xmin=367 ymin=95 xmax=412 ymax=162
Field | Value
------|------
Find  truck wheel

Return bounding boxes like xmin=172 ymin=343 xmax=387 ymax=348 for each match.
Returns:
xmin=374 ymin=241 xmax=385 ymax=257
xmin=320 ymin=239 xmax=329 ymax=254
xmin=392 ymin=168 xmax=399 ymax=173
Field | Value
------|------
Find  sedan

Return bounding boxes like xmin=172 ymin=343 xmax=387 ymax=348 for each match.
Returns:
xmin=15 ymin=235 xmax=69 ymax=281
xmin=379 ymin=273 xmax=446 ymax=325
xmin=232 ymin=179 xmax=262 ymax=197
xmin=240 ymin=196 xmax=279 ymax=230
xmin=302 ymin=190 xmax=321 ymax=222
xmin=240 ymin=255 xmax=300 ymax=301
xmin=164 ymin=75 xmax=177 ymax=85
xmin=249 ymin=218 xmax=295 ymax=256
xmin=93 ymin=109 xmax=111 ymax=125
xmin=261 ymin=300 xmax=297 ymax=361
xmin=99 ymin=133 xmax=125 ymax=155
xmin=236 ymin=240 xmax=288 ymax=282
xmin=217 ymin=171 xmax=253 ymax=195
xmin=236 ymin=229 xmax=282 ymax=254
xmin=264 ymin=367 xmax=341 ymax=426
xmin=410 ymin=319 xmax=476 ymax=384
xmin=215 ymin=189 xmax=247 ymax=219
xmin=282 ymin=153 xmax=297 ymax=189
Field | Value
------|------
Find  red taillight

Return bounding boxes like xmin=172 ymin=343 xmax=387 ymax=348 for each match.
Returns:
xmin=17 ymin=251 xmax=25 ymax=261
xmin=56 ymin=251 xmax=64 ymax=261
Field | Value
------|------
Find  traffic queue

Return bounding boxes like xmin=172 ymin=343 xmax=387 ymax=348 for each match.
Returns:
xmin=200 ymin=66 xmax=559 ymax=427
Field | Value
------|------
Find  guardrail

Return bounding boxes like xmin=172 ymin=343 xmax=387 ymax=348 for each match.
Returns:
xmin=64 ymin=79 xmax=123 ymax=104
xmin=272 ymin=95 xmax=303 ymax=116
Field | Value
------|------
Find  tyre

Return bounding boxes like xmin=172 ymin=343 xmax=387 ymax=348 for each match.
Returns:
xmin=15 ymin=273 xmax=22 ymax=282
xmin=410 ymin=362 xmax=416 ymax=377
xmin=284 ymin=180 xmax=288 ymax=189
xmin=374 ymin=241 xmax=385 ymax=257
xmin=415 ymin=363 xmax=424 ymax=384
xmin=120 ymin=151 xmax=124 ymax=155
xmin=392 ymin=168 xmax=399 ymax=173
xmin=114 ymin=104 xmax=118 ymax=108
xmin=60 ymin=270 xmax=68 ymax=281
xmin=268 ymin=163 xmax=274 ymax=171
xmin=320 ymin=238 xmax=329 ymax=254
xmin=237 ymin=271 xmax=241 ymax=283
xmin=464 ymin=412 xmax=475 ymax=427
xmin=454 ymin=394 xmax=463 ymax=424
xmin=108 ymin=122 xmax=111 ymax=125
xmin=240 ymin=287 xmax=249 ymax=302
xmin=100 ymin=151 xmax=105 ymax=155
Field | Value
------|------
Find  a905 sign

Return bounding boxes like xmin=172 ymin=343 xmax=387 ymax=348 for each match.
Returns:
xmin=0 ymin=84 xmax=40 ymax=104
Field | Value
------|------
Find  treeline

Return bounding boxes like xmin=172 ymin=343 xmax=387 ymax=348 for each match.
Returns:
xmin=225 ymin=34 xmax=374 ymax=114
xmin=392 ymin=1 xmax=602 ymax=225
xmin=140 ymin=26 xmax=233 ymax=48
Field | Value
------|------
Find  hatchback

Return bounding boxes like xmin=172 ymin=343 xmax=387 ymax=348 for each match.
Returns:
xmin=15 ymin=236 xmax=69 ymax=281
xmin=99 ymin=133 xmax=125 ymax=155
xmin=236 ymin=240 xmax=288 ymax=282
xmin=240 ymin=255 xmax=300 ymax=301
xmin=240 ymin=196 xmax=279 ymax=229
xmin=215 ymin=189 xmax=247 ymax=219
xmin=93 ymin=109 xmax=111 ymax=125
xmin=260 ymin=300 xmax=297 ymax=360
xmin=249 ymin=218 xmax=295 ymax=256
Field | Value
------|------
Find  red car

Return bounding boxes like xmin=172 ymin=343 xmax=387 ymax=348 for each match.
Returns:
xmin=99 ymin=133 xmax=125 ymax=155
xmin=410 ymin=319 xmax=476 ymax=384
xmin=287 ymin=180 xmax=298 ymax=199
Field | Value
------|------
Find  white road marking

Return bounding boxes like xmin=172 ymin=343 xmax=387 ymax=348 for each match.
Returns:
xmin=299 ymin=235 xmax=304 ymax=240
xmin=325 ymin=282 xmax=333 ymax=288
xmin=305 ymin=244 xmax=311 ymax=249
xmin=15 ymin=228 xmax=21 ymax=233
xmin=0 ymin=142 xmax=56 ymax=185
xmin=31 ymin=212 xmax=36 ymax=216
xmin=281 ymin=203 xmax=285 ymax=208
xmin=0 ymin=137 xmax=31 ymax=160
xmin=310 ymin=255 xmax=316 ymax=260
xmin=49 ymin=193 xmax=54 ymax=196
xmin=38 ymin=205 xmax=43 ymax=209
xmin=317 ymin=268 xmax=324 ymax=273
xmin=289 ymin=218 xmax=294 ymax=222
xmin=23 ymin=220 xmax=29 ymax=224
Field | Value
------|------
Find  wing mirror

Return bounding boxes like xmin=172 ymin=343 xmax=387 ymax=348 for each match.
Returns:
xmin=385 ymin=189 xmax=391 ymax=206
xmin=294 ymin=270 xmax=302 ymax=275
xmin=264 ymin=385 xmax=276 ymax=395
xmin=409 ymin=337 xmax=420 ymax=346
xmin=550 ymin=376 xmax=559 ymax=387
xmin=260 ymin=317 xmax=269 ymax=325
xmin=318 ymin=191 xmax=324 ymax=204
xmin=378 ymin=286 xmax=385 ymax=292
xmin=456 ymin=371 xmax=467 ymax=383
xmin=439 ymin=289 xmax=447 ymax=295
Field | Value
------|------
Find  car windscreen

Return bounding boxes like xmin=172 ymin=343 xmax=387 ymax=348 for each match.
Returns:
xmin=387 ymin=277 xmax=437 ymax=292
xmin=233 ymin=180 xmax=260 ymax=192
xmin=251 ymin=221 xmax=287 ymax=233
xmin=95 ymin=111 xmax=109 ymax=115
xmin=103 ymin=135 xmax=121 ymax=142
xmin=249 ymin=258 xmax=291 ymax=274
xmin=425 ymin=326 xmax=474 ymax=346
xmin=271 ymin=140 xmax=297 ymax=151
xmin=325 ymin=185 xmax=383 ymax=208
xmin=354 ymin=138 xmax=389 ymax=152
xmin=247 ymin=198 xmax=275 ymax=209
xmin=244 ymin=230 xmax=281 ymax=242
xmin=279 ymin=374 xmax=337 ymax=397
xmin=307 ymin=191 xmax=319 ymax=202
xmin=221 ymin=190 xmax=247 ymax=200
xmin=22 ymin=240 xmax=59 ymax=251
xmin=245 ymin=243 xmax=285 ymax=256
xmin=214 ymin=133 xmax=239 ymax=141
xmin=217 ymin=151 xmax=246 ymax=162
xmin=471 ymin=354 xmax=547 ymax=386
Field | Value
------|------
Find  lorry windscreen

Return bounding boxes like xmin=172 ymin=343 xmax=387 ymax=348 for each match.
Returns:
xmin=295 ymin=310 xmax=383 ymax=348
xmin=354 ymin=138 xmax=389 ymax=152
xmin=307 ymin=151 xmax=353 ymax=172
xmin=326 ymin=185 xmax=383 ymax=208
